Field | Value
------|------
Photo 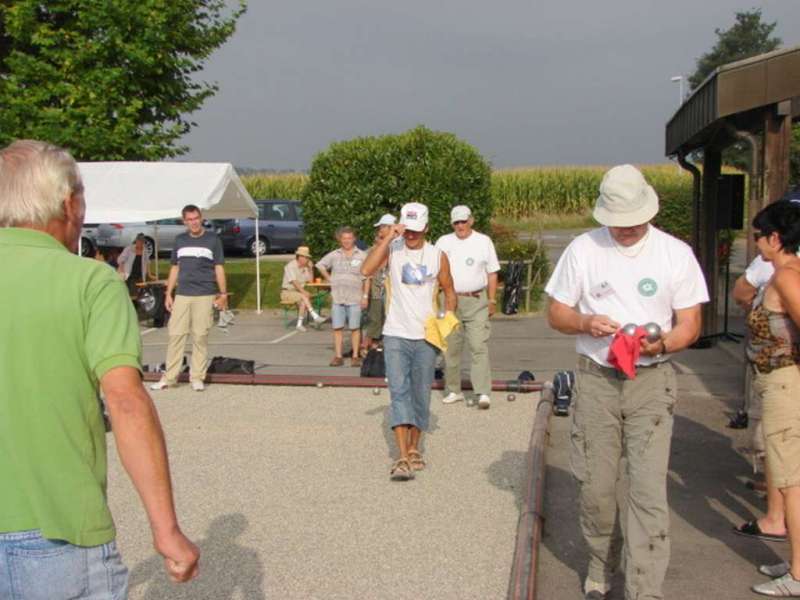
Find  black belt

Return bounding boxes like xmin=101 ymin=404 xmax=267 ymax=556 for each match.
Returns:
xmin=457 ymin=289 xmax=485 ymax=298
xmin=577 ymin=355 xmax=668 ymax=377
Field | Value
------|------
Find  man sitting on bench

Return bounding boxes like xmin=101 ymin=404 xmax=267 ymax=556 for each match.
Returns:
xmin=281 ymin=246 xmax=325 ymax=332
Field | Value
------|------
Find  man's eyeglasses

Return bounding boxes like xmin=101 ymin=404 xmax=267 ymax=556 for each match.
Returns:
xmin=452 ymin=220 xmax=468 ymax=225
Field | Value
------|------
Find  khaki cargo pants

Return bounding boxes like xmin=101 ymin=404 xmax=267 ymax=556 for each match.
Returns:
xmin=571 ymin=355 xmax=677 ymax=600
xmin=444 ymin=292 xmax=491 ymax=396
xmin=164 ymin=294 xmax=215 ymax=384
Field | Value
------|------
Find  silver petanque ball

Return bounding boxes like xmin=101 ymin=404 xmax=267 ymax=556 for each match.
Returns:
xmin=507 ymin=393 xmax=516 ymax=402
xmin=437 ymin=310 xmax=446 ymax=319
xmin=316 ymin=381 xmax=324 ymax=388
xmin=372 ymin=387 xmax=380 ymax=395
xmin=643 ymin=322 xmax=662 ymax=343
xmin=621 ymin=323 xmax=638 ymax=336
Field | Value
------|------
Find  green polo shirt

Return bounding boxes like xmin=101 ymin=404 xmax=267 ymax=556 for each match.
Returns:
xmin=0 ymin=228 xmax=142 ymax=546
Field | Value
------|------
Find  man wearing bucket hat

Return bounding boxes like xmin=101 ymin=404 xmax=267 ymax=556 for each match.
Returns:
xmin=435 ymin=205 xmax=500 ymax=409
xmin=281 ymin=245 xmax=326 ymax=332
xmin=361 ymin=202 xmax=457 ymax=481
xmin=544 ymin=164 xmax=709 ymax=599
xmin=360 ymin=214 xmax=397 ymax=353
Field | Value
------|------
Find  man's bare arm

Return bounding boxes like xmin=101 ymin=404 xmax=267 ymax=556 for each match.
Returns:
xmin=214 ymin=264 xmax=228 ymax=310
xmin=438 ymin=253 xmax=457 ymax=312
xmin=164 ymin=265 xmax=179 ymax=311
xmin=362 ymin=226 xmax=400 ymax=277
xmin=547 ymin=298 xmax=619 ymax=337
xmin=648 ymin=304 xmax=702 ymax=355
xmin=101 ymin=366 xmax=199 ymax=583
xmin=732 ymin=275 xmax=758 ymax=310
xmin=487 ymin=271 xmax=498 ymax=316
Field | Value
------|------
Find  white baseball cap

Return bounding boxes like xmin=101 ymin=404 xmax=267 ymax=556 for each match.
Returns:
xmin=400 ymin=202 xmax=429 ymax=232
xmin=373 ymin=214 xmax=397 ymax=227
xmin=593 ymin=164 xmax=659 ymax=227
xmin=450 ymin=205 xmax=472 ymax=223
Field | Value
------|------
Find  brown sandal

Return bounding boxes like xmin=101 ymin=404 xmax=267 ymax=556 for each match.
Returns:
xmin=390 ymin=458 xmax=415 ymax=481
xmin=408 ymin=450 xmax=426 ymax=471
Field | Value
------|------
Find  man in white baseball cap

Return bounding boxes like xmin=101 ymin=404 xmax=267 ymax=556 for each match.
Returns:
xmin=435 ymin=205 xmax=500 ymax=409
xmin=544 ymin=164 xmax=708 ymax=599
xmin=361 ymin=202 xmax=457 ymax=481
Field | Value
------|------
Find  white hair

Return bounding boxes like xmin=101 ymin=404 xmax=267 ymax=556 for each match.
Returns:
xmin=0 ymin=140 xmax=83 ymax=227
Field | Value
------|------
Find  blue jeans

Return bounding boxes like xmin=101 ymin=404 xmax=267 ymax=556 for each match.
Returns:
xmin=383 ymin=335 xmax=438 ymax=430
xmin=0 ymin=530 xmax=128 ymax=600
xmin=331 ymin=303 xmax=362 ymax=330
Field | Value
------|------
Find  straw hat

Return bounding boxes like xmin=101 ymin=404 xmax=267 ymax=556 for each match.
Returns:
xmin=295 ymin=246 xmax=312 ymax=259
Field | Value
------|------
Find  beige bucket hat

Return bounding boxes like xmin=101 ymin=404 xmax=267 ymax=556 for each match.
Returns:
xmin=593 ymin=164 xmax=659 ymax=227
xmin=295 ymin=246 xmax=312 ymax=259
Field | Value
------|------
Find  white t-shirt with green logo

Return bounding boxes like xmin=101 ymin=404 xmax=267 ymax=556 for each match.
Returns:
xmin=545 ymin=225 xmax=709 ymax=367
xmin=435 ymin=230 xmax=500 ymax=293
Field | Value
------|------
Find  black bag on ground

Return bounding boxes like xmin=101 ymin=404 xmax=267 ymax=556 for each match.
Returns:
xmin=360 ymin=347 xmax=386 ymax=378
xmin=502 ymin=261 xmax=524 ymax=315
xmin=207 ymin=356 xmax=255 ymax=375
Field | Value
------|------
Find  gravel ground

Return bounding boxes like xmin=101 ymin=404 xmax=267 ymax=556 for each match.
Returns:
xmin=107 ymin=384 xmax=537 ymax=600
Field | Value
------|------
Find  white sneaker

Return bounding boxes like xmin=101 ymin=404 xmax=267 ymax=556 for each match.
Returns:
xmin=191 ymin=380 xmax=205 ymax=392
xmin=150 ymin=379 xmax=170 ymax=391
xmin=478 ymin=394 xmax=491 ymax=409
xmin=296 ymin=323 xmax=307 ymax=332
xmin=759 ymin=561 xmax=791 ymax=578
xmin=312 ymin=314 xmax=326 ymax=325
xmin=442 ymin=392 xmax=464 ymax=404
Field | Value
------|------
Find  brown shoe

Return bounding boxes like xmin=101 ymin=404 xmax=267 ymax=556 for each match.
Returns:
xmin=351 ymin=356 xmax=363 ymax=367
xmin=329 ymin=356 xmax=344 ymax=367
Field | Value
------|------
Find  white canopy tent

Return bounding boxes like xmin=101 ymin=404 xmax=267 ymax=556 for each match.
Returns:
xmin=79 ymin=162 xmax=262 ymax=312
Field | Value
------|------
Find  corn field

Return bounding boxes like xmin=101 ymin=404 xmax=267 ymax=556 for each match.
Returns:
xmin=241 ymin=172 xmax=308 ymax=200
xmin=491 ymin=165 xmax=693 ymax=219
xmin=240 ymin=164 xmax=694 ymax=220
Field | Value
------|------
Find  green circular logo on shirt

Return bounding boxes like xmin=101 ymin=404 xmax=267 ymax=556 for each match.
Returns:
xmin=638 ymin=278 xmax=658 ymax=297
xmin=466 ymin=257 xmax=475 ymax=266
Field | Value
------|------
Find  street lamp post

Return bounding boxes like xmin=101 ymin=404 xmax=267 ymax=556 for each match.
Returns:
xmin=670 ymin=75 xmax=685 ymax=106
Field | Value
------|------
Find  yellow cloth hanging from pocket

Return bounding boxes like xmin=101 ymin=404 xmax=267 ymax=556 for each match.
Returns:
xmin=423 ymin=282 xmax=460 ymax=351
xmin=424 ymin=311 xmax=460 ymax=351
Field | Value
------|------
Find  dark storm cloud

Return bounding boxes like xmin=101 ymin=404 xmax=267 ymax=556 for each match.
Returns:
xmin=182 ymin=0 xmax=798 ymax=170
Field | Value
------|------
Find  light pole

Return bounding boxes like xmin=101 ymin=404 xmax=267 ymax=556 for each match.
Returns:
xmin=670 ymin=75 xmax=685 ymax=106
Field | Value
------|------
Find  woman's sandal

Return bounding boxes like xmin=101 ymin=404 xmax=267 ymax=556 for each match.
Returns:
xmin=390 ymin=458 xmax=415 ymax=481
xmin=408 ymin=450 xmax=426 ymax=471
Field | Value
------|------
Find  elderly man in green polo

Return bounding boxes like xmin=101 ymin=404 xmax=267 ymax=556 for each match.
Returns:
xmin=0 ymin=140 xmax=198 ymax=598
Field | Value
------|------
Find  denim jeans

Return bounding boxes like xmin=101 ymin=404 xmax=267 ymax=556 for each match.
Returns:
xmin=0 ymin=530 xmax=128 ymax=600
xmin=383 ymin=335 xmax=438 ymax=430
xmin=331 ymin=303 xmax=362 ymax=330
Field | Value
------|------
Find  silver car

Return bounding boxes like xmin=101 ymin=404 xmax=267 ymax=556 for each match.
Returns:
xmin=95 ymin=219 xmax=212 ymax=256
xmin=80 ymin=223 xmax=100 ymax=257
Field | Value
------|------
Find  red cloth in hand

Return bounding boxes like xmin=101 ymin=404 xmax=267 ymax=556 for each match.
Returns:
xmin=607 ymin=327 xmax=647 ymax=379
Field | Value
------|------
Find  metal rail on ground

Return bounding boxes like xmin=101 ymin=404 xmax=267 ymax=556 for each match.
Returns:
xmin=140 ymin=371 xmax=544 ymax=392
xmin=508 ymin=390 xmax=553 ymax=600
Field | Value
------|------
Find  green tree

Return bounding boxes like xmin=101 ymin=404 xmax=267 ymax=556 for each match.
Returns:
xmin=302 ymin=126 xmax=492 ymax=255
xmin=688 ymin=9 xmax=781 ymax=90
xmin=0 ymin=1 xmax=245 ymax=160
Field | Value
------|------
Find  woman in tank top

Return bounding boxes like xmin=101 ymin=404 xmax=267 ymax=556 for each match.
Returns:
xmin=747 ymin=199 xmax=800 ymax=596
xmin=361 ymin=203 xmax=457 ymax=481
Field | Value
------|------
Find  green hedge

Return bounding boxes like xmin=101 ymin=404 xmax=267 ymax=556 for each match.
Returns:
xmin=301 ymin=126 xmax=492 ymax=255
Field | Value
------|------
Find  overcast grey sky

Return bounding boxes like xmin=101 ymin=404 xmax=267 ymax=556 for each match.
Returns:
xmin=181 ymin=1 xmax=799 ymax=171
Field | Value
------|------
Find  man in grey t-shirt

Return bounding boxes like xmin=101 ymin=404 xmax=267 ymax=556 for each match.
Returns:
xmin=151 ymin=204 xmax=227 ymax=392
